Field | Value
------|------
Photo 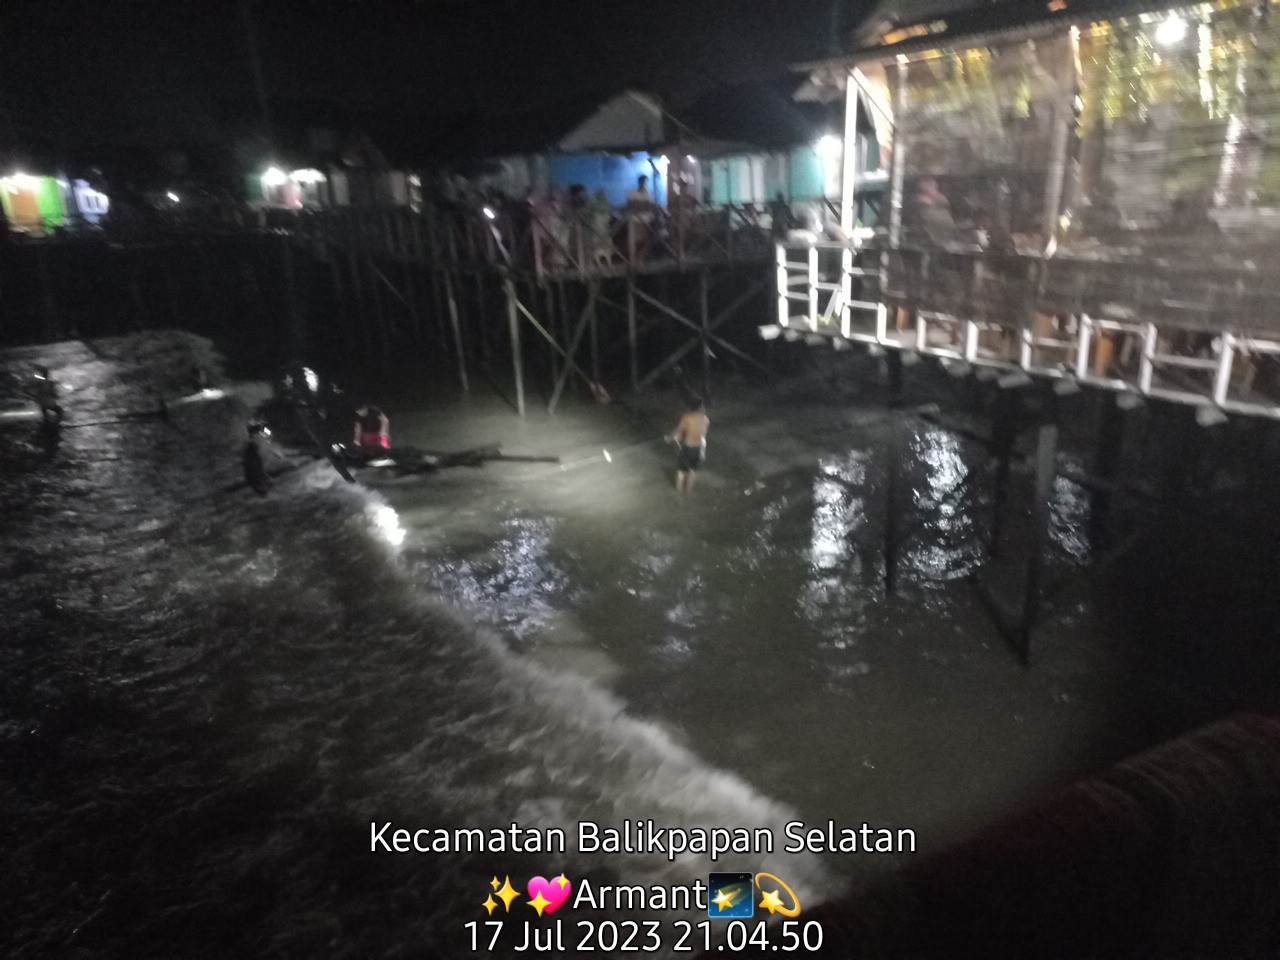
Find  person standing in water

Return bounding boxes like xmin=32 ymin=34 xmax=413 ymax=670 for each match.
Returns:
xmin=669 ymin=398 xmax=709 ymax=493
xmin=352 ymin=403 xmax=390 ymax=455
xmin=243 ymin=419 xmax=274 ymax=495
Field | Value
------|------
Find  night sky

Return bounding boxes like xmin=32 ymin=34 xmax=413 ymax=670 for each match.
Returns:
xmin=2 ymin=0 xmax=870 ymax=174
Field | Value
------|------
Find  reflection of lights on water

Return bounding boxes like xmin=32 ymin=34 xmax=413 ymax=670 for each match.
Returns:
xmin=916 ymin=429 xmax=964 ymax=497
xmin=368 ymin=503 xmax=405 ymax=547
xmin=174 ymin=387 xmax=225 ymax=405
xmin=302 ymin=367 xmax=319 ymax=393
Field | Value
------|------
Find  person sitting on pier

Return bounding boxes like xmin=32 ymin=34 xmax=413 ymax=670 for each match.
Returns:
xmin=669 ymin=398 xmax=710 ymax=494
xmin=353 ymin=403 xmax=390 ymax=454
xmin=588 ymin=189 xmax=614 ymax=264
xmin=627 ymin=174 xmax=654 ymax=209
xmin=916 ymin=176 xmax=957 ymax=244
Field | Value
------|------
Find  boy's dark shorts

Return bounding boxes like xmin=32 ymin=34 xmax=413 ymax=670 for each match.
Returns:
xmin=677 ymin=444 xmax=704 ymax=471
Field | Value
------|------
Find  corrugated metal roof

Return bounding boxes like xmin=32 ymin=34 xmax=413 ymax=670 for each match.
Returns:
xmin=799 ymin=0 xmax=1220 ymax=68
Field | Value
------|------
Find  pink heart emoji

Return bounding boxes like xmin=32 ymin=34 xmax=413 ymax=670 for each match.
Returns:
xmin=526 ymin=874 xmax=572 ymax=915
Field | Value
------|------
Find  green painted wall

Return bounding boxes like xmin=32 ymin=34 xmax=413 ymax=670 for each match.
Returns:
xmin=1 ymin=177 xmax=67 ymax=228
xmin=788 ymin=146 xmax=824 ymax=200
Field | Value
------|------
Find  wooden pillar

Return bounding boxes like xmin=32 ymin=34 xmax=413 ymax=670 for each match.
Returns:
xmin=552 ymin=279 xmax=566 ymax=386
xmin=699 ymin=268 xmax=710 ymax=398
xmin=442 ymin=270 xmax=469 ymax=394
xmin=367 ymin=252 xmax=389 ymax=366
xmin=1018 ymin=422 xmax=1059 ymax=665
xmin=281 ymin=234 xmax=302 ymax=365
xmin=474 ymin=272 xmax=491 ymax=370
xmin=1091 ymin=393 xmax=1129 ymax=548
xmin=886 ymin=349 xmax=904 ymax=405
xmin=627 ymin=274 xmax=638 ymax=391
xmin=504 ymin=275 xmax=525 ymax=417
xmin=884 ymin=412 xmax=900 ymax=596
xmin=589 ymin=278 xmax=600 ymax=385
xmin=37 ymin=241 xmax=59 ymax=340
xmin=989 ymin=385 xmax=1024 ymax=557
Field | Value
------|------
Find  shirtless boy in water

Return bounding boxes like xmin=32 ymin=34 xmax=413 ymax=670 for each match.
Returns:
xmin=669 ymin=399 xmax=710 ymax=493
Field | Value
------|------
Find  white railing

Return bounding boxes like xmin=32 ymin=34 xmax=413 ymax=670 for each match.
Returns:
xmin=772 ymin=240 xmax=1280 ymax=420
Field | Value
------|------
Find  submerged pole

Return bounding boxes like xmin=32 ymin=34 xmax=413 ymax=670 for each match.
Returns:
xmin=1018 ymin=422 xmax=1059 ymax=665
xmin=504 ymin=274 xmax=525 ymax=417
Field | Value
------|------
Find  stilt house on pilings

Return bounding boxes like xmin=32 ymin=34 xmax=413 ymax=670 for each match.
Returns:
xmin=284 ymin=84 xmax=850 ymax=414
xmin=785 ymin=0 xmax=1280 ymax=418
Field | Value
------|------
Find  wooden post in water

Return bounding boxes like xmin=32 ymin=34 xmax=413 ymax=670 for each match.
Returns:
xmin=1018 ymin=422 xmax=1059 ymax=665
xmin=554 ymin=279 xmax=568 ymax=387
xmin=344 ymin=248 xmax=364 ymax=361
xmin=627 ymin=274 xmax=638 ymax=391
xmin=281 ymin=234 xmax=302 ymax=364
xmin=504 ymin=274 xmax=525 ymax=417
xmin=990 ymin=381 xmax=1026 ymax=558
xmin=884 ymin=411 xmax=900 ymax=596
xmin=589 ymin=278 xmax=600 ymax=386
xmin=474 ymin=272 xmax=492 ymax=370
xmin=442 ymin=270 xmax=468 ymax=394
xmin=37 ymin=242 xmax=59 ymax=341
xmin=698 ymin=268 xmax=710 ymax=399
xmin=1092 ymin=393 xmax=1127 ymax=548
xmin=366 ymin=252 xmax=389 ymax=367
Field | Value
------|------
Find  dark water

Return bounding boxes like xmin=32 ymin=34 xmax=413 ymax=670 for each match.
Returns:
xmin=3 ymin=333 xmax=1277 ymax=958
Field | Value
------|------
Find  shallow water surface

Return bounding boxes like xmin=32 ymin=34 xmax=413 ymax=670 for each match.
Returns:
xmin=3 ymin=333 xmax=1267 ymax=958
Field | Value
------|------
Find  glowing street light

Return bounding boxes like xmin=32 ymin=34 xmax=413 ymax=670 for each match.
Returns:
xmin=1156 ymin=15 xmax=1188 ymax=47
xmin=166 ymin=191 xmax=180 ymax=203
xmin=483 ymin=206 xmax=497 ymax=220
xmin=289 ymin=168 xmax=326 ymax=184
xmin=260 ymin=166 xmax=288 ymax=187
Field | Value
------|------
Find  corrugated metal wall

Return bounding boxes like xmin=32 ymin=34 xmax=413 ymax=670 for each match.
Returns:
xmin=883 ymin=2 xmax=1280 ymax=331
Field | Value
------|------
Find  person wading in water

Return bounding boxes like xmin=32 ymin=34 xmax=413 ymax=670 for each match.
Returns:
xmin=352 ymin=403 xmax=390 ymax=457
xmin=669 ymin=398 xmax=709 ymax=493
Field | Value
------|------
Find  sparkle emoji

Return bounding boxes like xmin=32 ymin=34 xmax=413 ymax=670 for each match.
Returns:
xmin=754 ymin=872 xmax=801 ymax=917
xmin=484 ymin=875 xmax=521 ymax=914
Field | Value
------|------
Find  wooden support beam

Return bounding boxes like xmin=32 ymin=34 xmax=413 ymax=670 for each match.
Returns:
xmin=347 ymin=248 xmax=366 ymax=361
xmin=884 ymin=412 xmax=900 ymax=595
xmin=989 ymin=383 xmax=1027 ymax=557
xmin=1018 ymin=422 xmax=1059 ymax=665
xmin=442 ymin=271 xmax=468 ymax=394
xmin=699 ymin=268 xmax=710 ymax=397
xmin=370 ymin=261 xmax=421 ymax=330
xmin=636 ymin=276 xmax=768 ymax=388
xmin=548 ymin=281 xmax=600 ymax=414
xmin=589 ymin=278 xmax=600 ymax=384
xmin=367 ymin=252 xmax=389 ymax=366
xmin=504 ymin=275 xmax=524 ymax=417
xmin=513 ymin=297 xmax=591 ymax=382
xmin=628 ymin=275 xmax=638 ymax=391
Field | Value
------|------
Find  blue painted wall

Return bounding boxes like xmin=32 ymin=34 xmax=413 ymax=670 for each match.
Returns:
xmin=547 ymin=152 xmax=666 ymax=206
